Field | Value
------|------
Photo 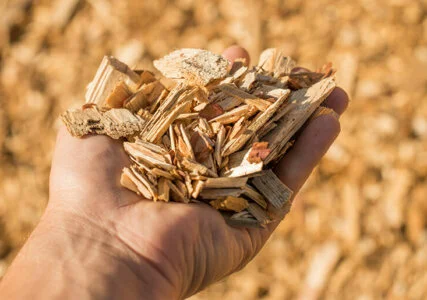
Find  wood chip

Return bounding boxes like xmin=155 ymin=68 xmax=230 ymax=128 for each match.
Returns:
xmin=153 ymin=49 xmax=229 ymax=86
xmin=263 ymin=77 xmax=336 ymax=164
xmin=85 ymin=56 xmax=141 ymax=105
xmin=251 ymin=170 xmax=293 ymax=209
xmin=204 ymin=177 xmax=248 ymax=189
xmin=61 ymin=107 xmax=145 ymax=139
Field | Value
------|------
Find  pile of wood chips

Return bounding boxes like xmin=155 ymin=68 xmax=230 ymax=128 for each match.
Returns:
xmin=61 ymin=48 xmax=336 ymax=228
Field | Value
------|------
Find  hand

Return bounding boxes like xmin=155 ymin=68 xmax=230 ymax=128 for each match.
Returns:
xmin=0 ymin=46 xmax=348 ymax=300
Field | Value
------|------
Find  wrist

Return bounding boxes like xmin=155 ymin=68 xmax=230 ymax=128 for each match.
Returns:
xmin=1 ymin=207 xmax=179 ymax=300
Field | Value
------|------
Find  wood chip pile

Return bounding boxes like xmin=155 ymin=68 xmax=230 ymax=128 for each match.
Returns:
xmin=61 ymin=48 xmax=336 ymax=227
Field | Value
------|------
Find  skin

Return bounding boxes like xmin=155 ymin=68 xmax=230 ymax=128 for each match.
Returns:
xmin=0 ymin=46 xmax=348 ymax=300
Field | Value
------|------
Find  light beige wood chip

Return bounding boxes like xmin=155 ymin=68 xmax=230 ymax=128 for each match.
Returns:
xmin=61 ymin=107 xmax=145 ymax=139
xmin=158 ymin=178 xmax=170 ymax=202
xmin=263 ymin=77 xmax=336 ymax=164
xmin=204 ymin=177 xmax=248 ymax=189
xmin=222 ymin=90 xmax=290 ymax=156
xmin=199 ymin=188 xmax=244 ymax=199
xmin=153 ymin=49 xmax=229 ymax=86
xmin=85 ymin=56 xmax=141 ymax=105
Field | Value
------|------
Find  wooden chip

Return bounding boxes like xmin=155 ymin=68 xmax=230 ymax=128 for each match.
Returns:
xmin=222 ymin=148 xmax=264 ymax=178
xmin=263 ymin=77 xmax=336 ymax=164
xmin=105 ymin=81 xmax=132 ymax=108
xmin=61 ymin=107 xmax=145 ymax=139
xmin=85 ymin=56 xmax=141 ymax=105
xmin=242 ymin=184 xmax=268 ymax=209
xmin=204 ymin=177 xmax=248 ymax=189
xmin=222 ymin=90 xmax=290 ymax=156
xmin=247 ymin=142 xmax=271 ymax=163
xmin=181 ymin=157 xmax=218 ymax=178
xmin=158 ymin=178 xmax=170 ymax=202
xmin=199 ymin=103 xmax=224 ymax=120
xmin=168 ymin=180 xmax=189 ymax=203
xmin=247 ymin=203 xmax=272 ymax=227
xmin=210 ymin=196 xmax=249 ymax=212
xmin=215 ymin=125 xmax=226 ymax=168
xmin=251 ymin=170 xmax=293 ymax=209
xmin=154 ymin=49 xmax=229 ymax=86
xmin=199 ymin=188 xmax=244 ymax=200
xmin=219 ymin=84 xmax=271 ymax=111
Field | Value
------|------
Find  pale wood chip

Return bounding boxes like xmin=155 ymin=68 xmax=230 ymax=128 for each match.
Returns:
xmin=151 ymin=168 xmax=176 ymax=180
xmin=263 ymin=77 xmax=336 ymax=163
xmin=210 ymin=197 xmax=249 ymax=212
xmin=199 ymin=188 xmax=244 ymax=199
xmin=209 ymin=105 xmax=254 ymax=124
xmin=222 ymin=90 xmax=290 ymax=156
xmin=154 ymin=49 xmax=229 ymax=86
xmin=239 ymin=71 xmax=257 ymax=91
xmin=120 ymin=167 xmax=140 ymax=195
xmin=257 ymin=48 xmax=297 ymax=78
xmin=222 ymin=148 xmax=264 ymax=177
xmin=215 ymin=125 xmax=226 ymax=168
xmin=251 ymin=170 xmax=293 ymax=209
xmin=219 ymin=84 xmax=271 ymax=111
xmin=123 ymin=142 xmax=176 ymax=171
xmin=61 ymin=107 xmax=145 ymax=139
xmin=191 ymin=180 xmax=205 ymax=199
xmin=105 ymin=81 xmax=132 ymax=108
xmin=130 ymin=166 xmax=158 ymax=200
xmin=158 ymin=178 xmax=170 ymax=202
xmin=179 ymin=124 xmax=196 ymax=160
xmin=204 ymin=177 xmax=248 ymax=189
xmin=124 ymin=89 xmax=148 ymax=112
xmin=85 ymin=56 xmax=141 ymax=105
xmin=181 ymin=157 xmax=218 ymax=178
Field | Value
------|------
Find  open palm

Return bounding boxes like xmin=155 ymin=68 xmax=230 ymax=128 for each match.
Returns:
xmin=47 ymin=46 xmax=348 ymax=299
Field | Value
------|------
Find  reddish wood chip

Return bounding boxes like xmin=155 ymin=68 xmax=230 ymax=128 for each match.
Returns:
xmin=247 ymin=142 xmax=271 ymax=163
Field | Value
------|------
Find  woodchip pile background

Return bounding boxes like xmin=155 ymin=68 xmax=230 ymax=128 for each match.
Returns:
xmin=1 ymin=0 xmax=426 ymax=299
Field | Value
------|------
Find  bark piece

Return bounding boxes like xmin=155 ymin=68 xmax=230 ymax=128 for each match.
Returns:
xmin=251 ymin=170 xmax=293 ymax=209
xmin=154 ymin=49 xmax=229 ymax=86
xmin=242 ymin=184 xmax=268 ymax=209
xmin=247 ymin=203 xmax=272 ymax=227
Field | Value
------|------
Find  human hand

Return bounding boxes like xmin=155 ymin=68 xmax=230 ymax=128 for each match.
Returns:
xmin=0 ymin=46 xmax=348 ymax=300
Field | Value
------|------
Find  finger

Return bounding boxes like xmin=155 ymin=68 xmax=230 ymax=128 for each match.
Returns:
xmin=222 ymin=45 xmax=251 ymax=66
xmin=322 ymin=87 xmax=349 ymax=116
xmin=274 ymin=113 xmax=341 ymax=194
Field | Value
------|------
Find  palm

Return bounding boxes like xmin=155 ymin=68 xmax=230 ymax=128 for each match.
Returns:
xmin=49 ymin=129 xmax=268 ymax=297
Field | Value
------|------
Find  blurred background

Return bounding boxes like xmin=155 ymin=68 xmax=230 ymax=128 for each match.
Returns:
xmin=0 ymin=0 xmax=426 ymax=299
